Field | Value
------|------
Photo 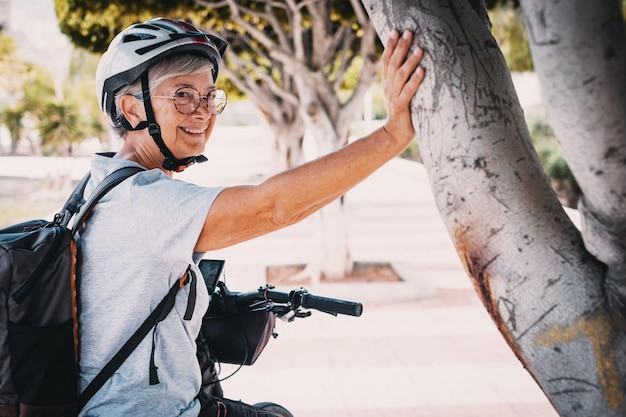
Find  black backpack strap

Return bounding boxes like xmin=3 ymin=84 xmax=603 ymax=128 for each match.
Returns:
xmin=72 ymin=166 xmax=145 ymax=232
xmin=77 ymin=275 xmax=184 ymax=409
xmin=68 ymin=165 xmax=148 ymax=409
xmin=56 ymin=173 xmax=92 ymax=227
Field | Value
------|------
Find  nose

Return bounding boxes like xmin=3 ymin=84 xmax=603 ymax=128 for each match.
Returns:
xmin=191 ymin=97 xmax=214 ymax=118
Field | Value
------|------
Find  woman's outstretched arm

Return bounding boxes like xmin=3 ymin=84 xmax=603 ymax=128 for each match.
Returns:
xmin=196 ymin=30 xmax=425 ymax=252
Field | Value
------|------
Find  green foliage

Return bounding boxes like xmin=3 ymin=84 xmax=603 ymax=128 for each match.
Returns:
xmin=400 ymin=140 xmax=422 ymax=163
xmin=339 ymin=56 xmax=370 ymax=92
xmin=31 ymin=50 xmax=101 ymax=155
xmin=530 ymin=120 xmax=581 ymax=207
xmin=0 ymin=105 xmax=26 ymax=145
xmin=487 ymin=0 xmax=625 ymax=72
xmin=37 ymin=99 xmax=87 ymax=155
xmin=0 ymin=32 xmax=17 ymax=58
xmin=53 ymin=0 xmax=205 ymax=52
xmin=363 ymin=84 xmax=387 ymax=120
xmin=54 ymin=0 xmax=378 ymax=139
xmin=488 ymin=3 xmax=533 ymax=72
xmin=0 ymin=34 xmax=30 ymax=96
xmin=194 ymin=1 xmax=377 ymax=107
xmin=485 ymin=0 xmax=520 ymax=8
xmin=0 ymin=31 xmax=102 ymax=155
xmin=1 ymin=56 xmax=56 ymax=153
xmin=20 ymin=68 xmax=56 ymax=117
xmin=54 ymin=0 xmax=375 ymax=83
xmin=65 ymin=49 xmax=108 ymax=140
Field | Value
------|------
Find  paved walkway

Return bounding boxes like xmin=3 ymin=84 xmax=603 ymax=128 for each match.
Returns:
xmin=0 ymin=126 xmax=559 ymax=416
xmin=184 ymin=127 xmax=559 ymax=416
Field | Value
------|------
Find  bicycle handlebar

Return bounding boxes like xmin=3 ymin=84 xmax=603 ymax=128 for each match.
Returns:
xmin=212 ymin=284 xmax=363 ymax=318
xmin=263 ymin=287 xmax=363 ymax=317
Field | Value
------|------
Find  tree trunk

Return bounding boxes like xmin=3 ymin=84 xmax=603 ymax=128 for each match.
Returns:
xmin=264 ymin=116 xmax=305 ymax=172
xmin=521 ymin=0 xmax=626 ymax=314
xmin=299 ymin=81 xmax=353 ymax=281
xmin=272 ymin=128 xmax=303 ymax=172
xmin=363 ymin=0 xmax=626 ymax=415
xmin=10 ymin=137 xmax=18 ymax=155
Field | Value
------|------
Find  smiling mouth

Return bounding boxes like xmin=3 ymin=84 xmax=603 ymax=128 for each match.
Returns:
xmin=180 ymin=127 xmax=206 ymax=135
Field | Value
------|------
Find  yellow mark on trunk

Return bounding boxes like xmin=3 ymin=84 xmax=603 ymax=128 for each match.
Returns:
xmin=537 ymin=314 xmax=625 ymax=410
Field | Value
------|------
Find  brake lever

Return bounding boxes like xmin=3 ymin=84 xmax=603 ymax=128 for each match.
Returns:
xmin=273 ymin=305 xmax=312 ymax=322
xmin=294 ymin=309 xmax=312 ymax=319
xmin=277 ymin=310 xmax=297 ymax=322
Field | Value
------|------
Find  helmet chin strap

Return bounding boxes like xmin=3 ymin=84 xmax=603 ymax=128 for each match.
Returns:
xmin=122 ymin=72 xmax=208 ymax=172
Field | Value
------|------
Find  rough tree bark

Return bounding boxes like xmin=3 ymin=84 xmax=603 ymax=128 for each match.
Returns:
xmin=521 ymin=0 xmax=626 ymax=315
xmin=363 ymin=0 xmax=626 ymax=415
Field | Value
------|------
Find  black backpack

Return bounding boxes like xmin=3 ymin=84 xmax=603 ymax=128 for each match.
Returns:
xmin=0 ymin=166 xmax=186 ymax=417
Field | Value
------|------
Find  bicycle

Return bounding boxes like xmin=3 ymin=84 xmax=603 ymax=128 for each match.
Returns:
xmin=196 ymin=259 xmax=363 ymax=417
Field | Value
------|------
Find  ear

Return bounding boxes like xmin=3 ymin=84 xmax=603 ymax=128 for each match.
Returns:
xmin=119 ymin=95 xmax=146 ymax=129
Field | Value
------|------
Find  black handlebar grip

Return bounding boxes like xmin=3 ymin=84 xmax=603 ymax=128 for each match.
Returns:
xmin=301 ymin=293 xmax=363 ymax=317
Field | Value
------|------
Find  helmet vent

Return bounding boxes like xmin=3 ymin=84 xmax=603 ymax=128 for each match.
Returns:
xmin=151 ymin=22 xmax=178 ymax=32
xmin=123 ymin=33 xmax=157 ymax=43
xmin=134 ymin=23 xmax=162 ymax=31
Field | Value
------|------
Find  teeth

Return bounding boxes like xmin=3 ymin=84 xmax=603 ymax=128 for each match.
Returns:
xmin=181 ymin=127 xmax=205 ymax=134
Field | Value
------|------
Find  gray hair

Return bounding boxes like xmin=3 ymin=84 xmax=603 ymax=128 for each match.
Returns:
xmin=110 ymin=54 xmax=214 ymax=138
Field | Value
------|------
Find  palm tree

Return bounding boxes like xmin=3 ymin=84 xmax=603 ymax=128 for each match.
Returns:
xmin=37 ymin=99 xmax=87 ymax=156
xmin=0 ymin=104 xmax=26 ymax=155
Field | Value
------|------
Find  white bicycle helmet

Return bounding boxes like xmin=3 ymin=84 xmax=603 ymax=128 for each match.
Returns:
xmin=96 ymin=18 xmax=228 ymax=171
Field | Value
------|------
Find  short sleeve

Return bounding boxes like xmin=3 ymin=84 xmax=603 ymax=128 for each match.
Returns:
xmin=129 ymin=171 xmax=224 ymax=264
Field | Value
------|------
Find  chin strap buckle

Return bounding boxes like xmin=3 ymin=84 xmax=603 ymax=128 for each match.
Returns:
xmin=163 ymin=154 xmax=209 ymax=172
xmin=148 ymin=123 xmax=161 ymax=136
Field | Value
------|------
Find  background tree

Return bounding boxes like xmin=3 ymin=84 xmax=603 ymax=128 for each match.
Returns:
xmin=1 ymin=59 xmax=86 ymax=157
xmin=37 ymin=100 xmax=86 ymax=156
xmin=65 ymin=49 xmax=109 ymax=150
xmin=0 ymin=105 xmax=25 ymax=155
xmin=0 ymin=32 xmax=30 ymax=154
xmin=362 ymin=0 xmax=626 ymax=416
xmin=0 ymin=32 xmax=24 ymax=95
xmin=55 ymin=0 xmax=381 ymax=280
xmin=0 ymin=60 xmax=55 ymax=155
xmin=1 ymin=26 xmax=102 ymax=157
xmin=194 ymin=0 xmax=380 ymax=280
xmin=488 ymin=1 xmax=532 ymax=72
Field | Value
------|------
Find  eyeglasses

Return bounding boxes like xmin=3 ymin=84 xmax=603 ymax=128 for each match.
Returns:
xmin=152 ymin=87 xmax=227 ymax=115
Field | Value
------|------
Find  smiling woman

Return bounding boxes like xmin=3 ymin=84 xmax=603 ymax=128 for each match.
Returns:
xmin=74 ymin=16 xmax=425 ymax=417
xmin=117 ymin=69 xmax=221 ymax=165
xmin=106 ymin=53 xmax=224 ymax=171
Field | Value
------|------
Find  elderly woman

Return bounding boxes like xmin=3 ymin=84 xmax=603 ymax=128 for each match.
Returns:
xmin=78 ymin=18 xmax=425 ymax=417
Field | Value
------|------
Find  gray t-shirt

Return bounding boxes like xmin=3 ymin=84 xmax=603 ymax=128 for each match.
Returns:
xmin=77 ymin=154 xmax=223 ymax=416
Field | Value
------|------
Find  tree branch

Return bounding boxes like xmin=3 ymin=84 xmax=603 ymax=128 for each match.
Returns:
xmin=285 ymin=0 xmax=305 ymax=62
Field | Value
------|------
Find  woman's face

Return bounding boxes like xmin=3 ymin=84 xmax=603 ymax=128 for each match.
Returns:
xmin=151 ymin=71 xmax=217 ymax=160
